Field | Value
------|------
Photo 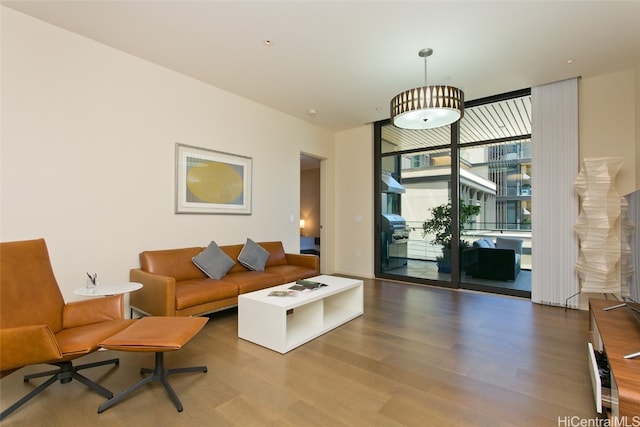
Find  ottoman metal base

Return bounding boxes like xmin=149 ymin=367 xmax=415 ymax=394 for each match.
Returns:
xmin=98 ymin=352 xmax=206 ymax=413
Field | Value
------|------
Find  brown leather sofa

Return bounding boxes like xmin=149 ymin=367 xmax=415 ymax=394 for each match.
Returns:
xmin=129 ymin=241 xmax=319 ymax=317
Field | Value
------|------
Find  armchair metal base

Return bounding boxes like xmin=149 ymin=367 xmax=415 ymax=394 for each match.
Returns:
xmin=98 ymin=352 xmax=207 ymax=413
xmin=0 ymin=358 xmax=119 ymax=421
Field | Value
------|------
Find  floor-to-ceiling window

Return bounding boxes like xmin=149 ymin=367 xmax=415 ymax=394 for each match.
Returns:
xmin=375 ymin=89 xmax=532 ymax=298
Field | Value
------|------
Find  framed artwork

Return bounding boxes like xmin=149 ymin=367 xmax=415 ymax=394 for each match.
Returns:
xmin=175 ymin=143 xmax=252 ymax=214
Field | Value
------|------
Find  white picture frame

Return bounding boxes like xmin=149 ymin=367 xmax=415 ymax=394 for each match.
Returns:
xmin=175 ymin=143 xmax=252 ymax=215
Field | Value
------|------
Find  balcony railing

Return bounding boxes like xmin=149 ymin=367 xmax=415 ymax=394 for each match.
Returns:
xmin=403 ymin=220 xmax=532 ymax=269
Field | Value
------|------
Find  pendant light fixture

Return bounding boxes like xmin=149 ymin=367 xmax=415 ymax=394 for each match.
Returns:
xmin=390 ymin=48 xmax=464 ymax=130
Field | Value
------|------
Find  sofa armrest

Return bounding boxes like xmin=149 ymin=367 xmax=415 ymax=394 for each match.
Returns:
xmin=466 ymin=248 xmax=518 ymax=281
xmin=478 ymin=247 xmax=515 ymax=263
xmin=129 ymin=268 xmax=176 ymax=316
xmin=285 ymin=253 xmax=319 ymax=272
xmin=63 ymin=294 xmax=124 ymax=328
xmin=1 ymin=325 xmax=62 ymax=372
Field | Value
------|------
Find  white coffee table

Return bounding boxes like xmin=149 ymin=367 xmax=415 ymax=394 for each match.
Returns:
xmin=238 ymin=275 xmax=363 ymax=353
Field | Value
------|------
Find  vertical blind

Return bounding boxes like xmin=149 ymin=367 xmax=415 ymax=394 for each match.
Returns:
xmin=531 ymin=78 xmax=580 ymax=308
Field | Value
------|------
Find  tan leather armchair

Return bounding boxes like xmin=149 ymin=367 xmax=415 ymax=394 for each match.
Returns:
xmin=0 ymin=238 xmax=134 ymax=420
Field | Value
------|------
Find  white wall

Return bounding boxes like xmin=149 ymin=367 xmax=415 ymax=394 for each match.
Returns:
xmin=579 ymin=69 xmax=637 ymax=195
xmin=0 ymin=7 xmax=334 ymax=303
xmin=333 ymin=125 xmax=374 ymax=278
xmin=578 ymin=68 xmax=638 ymax=308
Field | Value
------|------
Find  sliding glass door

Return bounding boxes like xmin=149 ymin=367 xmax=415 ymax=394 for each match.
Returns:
xmin=374 ymin=89 xmax=532 ymax=298
xmin=375 ymin=121 xmax=456 ymax=287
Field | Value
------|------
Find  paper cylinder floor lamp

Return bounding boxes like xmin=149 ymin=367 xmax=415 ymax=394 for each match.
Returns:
xmin=574 ymin=157 xmax=626 ymax=294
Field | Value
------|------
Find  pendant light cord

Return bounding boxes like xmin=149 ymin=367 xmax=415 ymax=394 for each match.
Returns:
xmin=419 ymin=48 xmax=433 ymax=87
xmin=423 ymin=54 xmax=428 ymax=86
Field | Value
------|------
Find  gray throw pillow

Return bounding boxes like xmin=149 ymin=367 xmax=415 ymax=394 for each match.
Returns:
xmin=474 ymin=239 xmax=487 ymax=248
xmin=482 ymin=237 xmax=496 ymax=248
xmin=192 ymin=241 xmax=235 ymax=280
xmin=238 ymin=238 xmax=270 ymax=271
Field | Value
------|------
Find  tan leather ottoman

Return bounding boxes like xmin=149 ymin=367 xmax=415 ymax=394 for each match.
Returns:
xmin=97 ymin=316 xmax=208 ymax=413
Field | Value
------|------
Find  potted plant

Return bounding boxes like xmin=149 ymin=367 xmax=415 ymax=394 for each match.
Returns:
xmin=422 ymin=200 xmax=481 ymax=272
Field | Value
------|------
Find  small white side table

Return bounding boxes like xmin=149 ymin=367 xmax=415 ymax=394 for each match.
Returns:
xmin=74 ymin=281 xmax=142 ymax=297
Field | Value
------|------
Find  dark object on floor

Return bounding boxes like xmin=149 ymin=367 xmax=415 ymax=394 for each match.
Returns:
xmin=465 ymin=237 xmax=523 ymax=281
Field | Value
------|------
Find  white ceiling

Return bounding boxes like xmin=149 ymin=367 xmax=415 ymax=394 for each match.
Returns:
xmin=3 ymin=1 xmax=639 ymax=132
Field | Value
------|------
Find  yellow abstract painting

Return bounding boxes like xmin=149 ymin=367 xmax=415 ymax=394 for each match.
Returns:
xmin=175 ymin=144 xmax=252 ymax=214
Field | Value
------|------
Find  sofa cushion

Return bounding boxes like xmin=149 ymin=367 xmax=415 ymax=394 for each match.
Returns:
xmin=140 ymin=247 xmax=206 ymax=281
xmin=265 ymin=264 xmax=319 ymax=283
xmin=174 ymin=278 xmax=238 ymax=310
xmin=192 ymin=241 xmax=235 ymax=280
xmin=238 ymin=238 xmax=270 ymax=271
xmin=258 ymin=241 xmax=289 ymax=267
xmin=496 ymin=237 xmax=523 ymax=254
xmin=474 ymin=238 xmax=492 ymax=249
xmin=483 ymin=238 xmax=496 ymax=248
xmin=221 ymin=270 xmax=284 ymax=294
xmin=218 ymin=244 xmax=246 ymax=274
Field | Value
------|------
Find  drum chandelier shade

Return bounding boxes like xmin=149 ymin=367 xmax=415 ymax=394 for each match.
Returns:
xmin=390 ymin=48 xmax=464 ymax=130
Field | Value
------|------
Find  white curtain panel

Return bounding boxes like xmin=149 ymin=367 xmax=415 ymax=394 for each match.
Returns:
xmin=531 ymin=78 xmax=580 ymax=308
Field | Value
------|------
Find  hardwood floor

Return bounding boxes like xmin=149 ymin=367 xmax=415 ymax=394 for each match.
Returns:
xmin=1 ymin=278 xmax=598 ymax=426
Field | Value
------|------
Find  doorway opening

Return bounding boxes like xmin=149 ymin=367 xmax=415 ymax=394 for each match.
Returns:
xmin=300 ymin=154 xmax=321 ymax=261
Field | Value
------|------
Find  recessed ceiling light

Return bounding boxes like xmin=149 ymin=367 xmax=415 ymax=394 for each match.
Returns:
xmin=565 ymin=58 xmax=575 ymax=64
xmin=308 ymin=108 xmax=319 ymax=116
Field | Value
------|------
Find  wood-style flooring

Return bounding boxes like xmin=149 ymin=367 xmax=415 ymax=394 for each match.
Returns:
xmin=1 ymin=277 xmax=599 ymax=426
